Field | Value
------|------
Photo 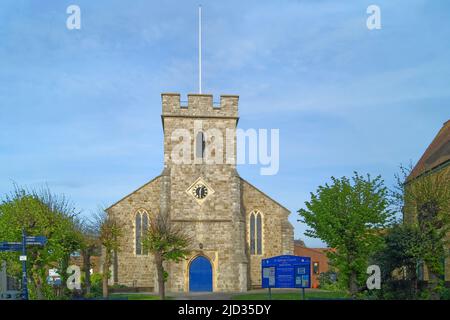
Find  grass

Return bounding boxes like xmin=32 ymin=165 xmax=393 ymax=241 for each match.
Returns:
xmin=231 ymin=290 xmax=349 ymax=300
xmin=109 ymin=293 xmax=169 ymax=300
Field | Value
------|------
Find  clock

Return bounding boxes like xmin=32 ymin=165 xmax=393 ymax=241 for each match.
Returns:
xmin=192 ymin=184 xmax=208 ymax=199
xmin=186 ymin=177 xmax=215 ymax=204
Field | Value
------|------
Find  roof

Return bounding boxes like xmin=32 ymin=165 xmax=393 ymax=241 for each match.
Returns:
xmin=240 ymin=177 xmax=291 ymax=213
xmin=294 ymin=246 xmax=335 ymax=255
xmin=408 ymin=120 xmax=450 ymax=181
xmin=106 ymin=175 xmax=291 ymax=214
xmin=105 ymin=175 xmax=161 ymax=211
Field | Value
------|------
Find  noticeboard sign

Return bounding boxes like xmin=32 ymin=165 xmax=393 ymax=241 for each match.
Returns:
xmin=261 ymin=255 xmax=311 ymax=289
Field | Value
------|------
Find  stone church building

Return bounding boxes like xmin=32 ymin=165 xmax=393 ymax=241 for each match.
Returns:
xmin=106 ymin=93 xmax=294 ymax=292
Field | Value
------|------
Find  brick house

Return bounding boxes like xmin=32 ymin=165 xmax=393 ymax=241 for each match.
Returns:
xmin=294 ymin=244 xmax=334 ymax=288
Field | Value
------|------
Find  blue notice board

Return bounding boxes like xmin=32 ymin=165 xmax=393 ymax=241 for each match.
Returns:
xmin=261 ymin=255 xmax=311 ymax=289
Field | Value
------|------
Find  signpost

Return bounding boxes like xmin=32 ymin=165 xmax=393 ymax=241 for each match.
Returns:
xmin=25 ymin=236 xmax=47 ymax=246
xmin=261 ymin=255 xmax=311 ymax=300
xmin=0 ymin=231 xmax=47 ymax=300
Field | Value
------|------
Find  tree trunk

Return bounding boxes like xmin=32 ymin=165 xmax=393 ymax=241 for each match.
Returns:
xmin=102 ymin=251 xmax=111 ymax=299
xmin=82 ymin=249 xmax=92 ymax=296
xmin=348 ymin=271 xmax=358 ymax=298
xmin=155 ymin=252 xmax=165 ymax=300
xmin=102 ymin=273 xmax=109 ymax=299
xmin=60 ymin=254 xmax=70 ymax=298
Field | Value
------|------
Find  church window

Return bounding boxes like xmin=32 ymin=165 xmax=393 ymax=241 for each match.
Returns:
xmin=196 ymin=131 xmax=205 ymax=159
xmin=256 ymin=213 xmax=262 ymax=255
xmin=249 ymin=210 xmax=263 ymax=255
xmin=142 ymin=211 xmax=149 ymax=255
xmin=135 ymin=209 xmax=149 ymax=255
xmin=250 ymin=213 xmax=255 ymax=254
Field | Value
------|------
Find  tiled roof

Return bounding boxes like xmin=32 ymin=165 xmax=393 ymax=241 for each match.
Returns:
xmin=408 ymin=120 xmax=450 ymax=181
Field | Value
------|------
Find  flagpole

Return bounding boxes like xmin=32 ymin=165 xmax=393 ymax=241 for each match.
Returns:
xmin=198 ymin=5 xmax=202 ymax=94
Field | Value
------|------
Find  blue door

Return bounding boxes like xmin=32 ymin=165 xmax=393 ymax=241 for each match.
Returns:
xmin=189 ymin=256 xmax=213 ymax=292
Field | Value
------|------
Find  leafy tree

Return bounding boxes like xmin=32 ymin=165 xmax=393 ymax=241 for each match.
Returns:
xmin=0 ymin=185 xmax=81 ymax=299
xmin=398 ymin=165 xmax=450 ymax=299
xmin=142 ymin=212 xmax=191 ymax=300
xmin=298 ymin=172 xmax=394 ymax=297
xmin=373 ymin=223 xmax=426 ymax=299
xmin=76 ymin=217 xmax=101 ymax=297
xmin=92 ymin=209 xmax=122 ymax=299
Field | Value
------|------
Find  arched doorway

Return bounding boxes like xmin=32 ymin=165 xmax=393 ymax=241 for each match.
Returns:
xmin=189 ymin=256 xmax=213 ymax=292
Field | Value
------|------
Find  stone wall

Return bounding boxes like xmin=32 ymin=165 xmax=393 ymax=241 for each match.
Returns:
xmin=107 ymin=176 xmax=162 ymax=289
xmin=161 ymin=93 xmax=247 ymax=292
xmin=241 ymin=179 xmax=294 ymax=288
xmin=106 ymin=93 xmax=294 ymax=292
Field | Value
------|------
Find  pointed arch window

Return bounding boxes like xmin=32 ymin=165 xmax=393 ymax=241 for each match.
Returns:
xmin=135 ymin=209 xmax=149 ymax=255
xmin=249 ymin=210 xmax=263 ymax=255
xmin=142 ymin=212 xmax=149 ymax=255
xmin=196 ymin=131 xmax=205 ymax=159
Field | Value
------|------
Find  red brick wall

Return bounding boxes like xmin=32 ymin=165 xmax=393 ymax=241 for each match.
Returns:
xmin=294 ymin=246 xmax=332 ymax=288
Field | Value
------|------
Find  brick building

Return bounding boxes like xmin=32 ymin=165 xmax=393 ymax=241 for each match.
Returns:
xmin=106 ymin=93 xmax=294 ymax=292
xmin=294 ymin=244 xmax=334 ymax=288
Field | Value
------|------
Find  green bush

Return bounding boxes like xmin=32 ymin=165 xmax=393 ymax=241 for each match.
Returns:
xmin=86 ymin=272 xmax=103 ymax=298
xmin=318 ymin=271 xmax=343 ymax=291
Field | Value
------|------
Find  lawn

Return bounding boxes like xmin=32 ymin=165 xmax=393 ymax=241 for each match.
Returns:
xmin=232 ymin=290 xmax=349 ymax=300
xmin=109 ymin=293 xmax=167 ymax=300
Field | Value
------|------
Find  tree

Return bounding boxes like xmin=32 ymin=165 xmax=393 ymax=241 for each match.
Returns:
xmin=0 ymin=185 xmax=82 ymax=299
xmin=373 ymin=223 xmax=426 ymax=299
xmin=93 ymin=209 xmax=122 ymax=299
xmin=298 ymin=172 xmax=394 ymax=297
xmin=142 ymin=212 xmax=191 ymax=300
xmin=399 ymin=165 xmax=450 ymax=299
xmin=77 ymin=218 xmax=100 ymax=296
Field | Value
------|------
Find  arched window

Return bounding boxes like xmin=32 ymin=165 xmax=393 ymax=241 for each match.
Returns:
xmin=142 ymin=211 xmax=149 ymax=255
xmin=256 ymin=213 xmax=262 ymax=255
xmin=195 ymin=131 xmax=205 ymax=159
xmin=250 ymin=214 xmax=256 ymax=255
xmin=249 ymin=210 xmax=263 ymax=255
xmin=135 ymin=209 xmax=149 ymax=255
xmin=135 ymin=212 xmax=141 ymax=255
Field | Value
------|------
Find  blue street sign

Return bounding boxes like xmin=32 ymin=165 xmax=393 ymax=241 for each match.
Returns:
xmin=0 ymin=232 xmax=48 ymax=300
xmin=26 ymin=236 xmax=47 ymax=246
xmin=0 ymin=242 xmax=22 ymax=252
xmin=261 ymin=255 xmax=311 ymax=289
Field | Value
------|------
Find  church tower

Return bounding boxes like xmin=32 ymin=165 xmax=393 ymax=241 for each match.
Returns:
xmin=160 ymin=93 xmax=248 ymax=292
xmin=106 ymin=93 xmax=293 ymax=293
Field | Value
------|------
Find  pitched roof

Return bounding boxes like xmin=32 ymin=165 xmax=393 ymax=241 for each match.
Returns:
xmin=408 ymin=120 xmax=450 ymax=181
xmin=105 ymin=175 xmax=161 ymax=212
xmin=240 ymin=177 xmax=291 ymax=213
xmin=294 ymin=246 xmax=335 ymax=255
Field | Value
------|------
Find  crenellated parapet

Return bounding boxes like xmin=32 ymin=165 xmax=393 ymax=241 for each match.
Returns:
xmin=161 ymin=93 xmax=239 ymax=118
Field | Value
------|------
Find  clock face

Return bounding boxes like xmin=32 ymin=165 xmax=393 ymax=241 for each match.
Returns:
xmin=186 ymin=177 xmax=214 ymax=204
xmin=193 ymin=184 xmax=208 ymax=199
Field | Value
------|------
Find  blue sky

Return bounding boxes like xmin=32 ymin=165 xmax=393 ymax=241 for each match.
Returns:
xmin=0 ymin=0 xmax=449 ymax=247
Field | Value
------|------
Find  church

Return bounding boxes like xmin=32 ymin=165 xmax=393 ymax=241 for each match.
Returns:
xmin=106 ymin=93 xmax=294 ymax=292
